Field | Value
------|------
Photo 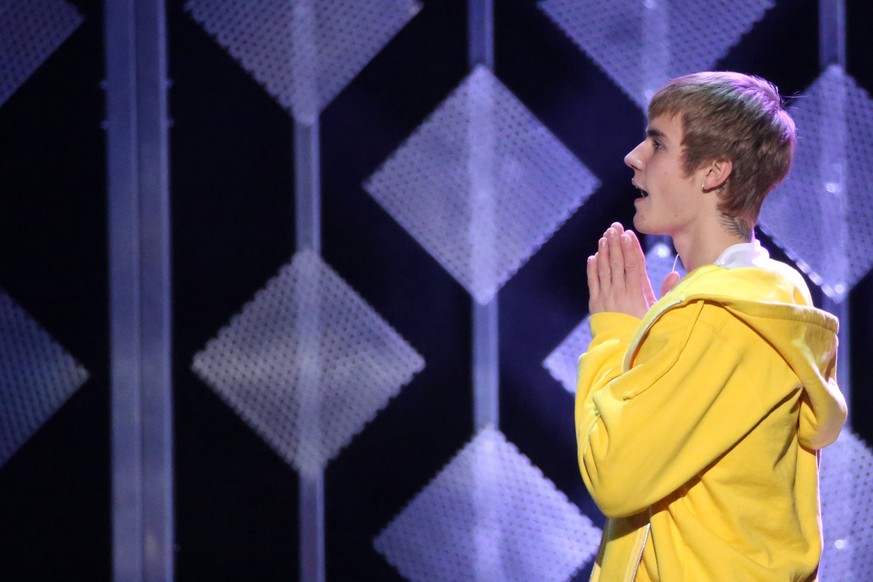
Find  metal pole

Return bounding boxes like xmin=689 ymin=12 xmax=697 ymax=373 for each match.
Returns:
xmin=468 ymin=0 xmax=499 ymax=433
xmin=468 ymin=3 xmax=501 ymax=579
xmin=295 ymin=118 xmax=325 ymax=582
xmin=819 ymin=0 xmax=851 ymax=417
xmin=106 ymin=0 xmax=174 ymax=579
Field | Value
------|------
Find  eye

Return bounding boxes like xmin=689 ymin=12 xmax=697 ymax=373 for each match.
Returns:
xmin=651 ymin=139 xmax=663 ymax=151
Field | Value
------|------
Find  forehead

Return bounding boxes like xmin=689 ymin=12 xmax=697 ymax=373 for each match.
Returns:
xmin=646 ymin=114 xmax=684 ymax=144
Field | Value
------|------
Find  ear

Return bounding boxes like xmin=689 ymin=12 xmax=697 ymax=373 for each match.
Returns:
xmin=701 ymin=158 xmax=733 ymax=191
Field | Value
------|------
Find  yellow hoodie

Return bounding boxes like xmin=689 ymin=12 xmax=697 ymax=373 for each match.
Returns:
xmin=576 ymin=254 xmax=847 ymax=581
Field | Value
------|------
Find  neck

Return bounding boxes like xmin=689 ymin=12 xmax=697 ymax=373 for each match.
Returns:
xmin=672 ymin=224 xmax=754 ymax=272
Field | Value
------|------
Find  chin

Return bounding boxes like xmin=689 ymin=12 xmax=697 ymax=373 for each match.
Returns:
xmin=632 ymin=215 xmax=651 ymax=234
xmin=632 ymin=216 xmax=667 ymax=236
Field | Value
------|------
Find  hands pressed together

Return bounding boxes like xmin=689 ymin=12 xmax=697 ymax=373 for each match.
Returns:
xmin=586 ymin=222 xmax=679 ymax=319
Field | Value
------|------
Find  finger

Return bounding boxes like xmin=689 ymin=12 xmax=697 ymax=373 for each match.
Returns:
xmin=597 ymin=237 xmax=611 ymax=288
xmin=610 ymin=222 xmax=625 ymax=237
xmin=661 ymin=270 xmax=681 ymax=297
xmin=620 ymin=233 xmax=639 ymax=271
xmin=625 ymin=230 xmax=657 ymax=306
xmin=606 ymin=228 xmax=625 ymax=291
xmin=587 ymin=255 xmax=600 ymax=310
xmin=587 ymin=254 xmax=599 ymax=295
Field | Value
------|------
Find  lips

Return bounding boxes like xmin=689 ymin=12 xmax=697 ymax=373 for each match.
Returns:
xmin=632 ymin=182 xmax=649 ymax=198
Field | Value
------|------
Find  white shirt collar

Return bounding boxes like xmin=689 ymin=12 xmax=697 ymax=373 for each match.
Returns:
xmin=713 ymin=239 xmax=770 ymax=269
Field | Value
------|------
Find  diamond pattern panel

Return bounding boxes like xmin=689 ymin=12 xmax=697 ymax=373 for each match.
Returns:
xmin=192 ymin=250 xmax=424 ymax=474
xmin=365 ymin=65 xmax=601 ymax=304
xmin=539 ymin=0 xmax=773 ymax=108
xmin=374 ymin=426 xmax=601 ymax=581
xmin=185 ymin=0 xmax=421 ymax=123
xmin=544 ymin=242 xmax=682 ymax=393
xmin=820 ymin=428 xmax=873 ymax=580
xmin=0 ymin=0 xmax=83 ymax=107
xmin=759 ymin=66 xmax=873 ymax=300
xmin=0 ymin=288 xmax=89 ymax=467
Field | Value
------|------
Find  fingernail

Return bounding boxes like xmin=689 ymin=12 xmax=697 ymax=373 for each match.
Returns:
xmin=599 ymin=238 xmax=607 ymax=248
xmin=621 ymin=234 xmax=630 ymax=245
xmin=606 ymin=228 xmax=615 ymax=237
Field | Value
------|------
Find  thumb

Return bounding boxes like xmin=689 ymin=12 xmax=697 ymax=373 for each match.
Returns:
xmin=660 ymin=271 xmax=681 ymax=297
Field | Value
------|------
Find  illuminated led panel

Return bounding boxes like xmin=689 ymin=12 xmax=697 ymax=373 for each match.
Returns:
xmin=0 ymin=0 xmax=82 ymax=107
xmin=185 ymin=0 xmax=421 ymax=123
xmin=819 ymin=428 xmax=873 ymax=580
xmin=375 ymin=427 xmax=601 ymax=581
xmin=539 ymin=0 xmax=773 ymax=109
xmin=0 ymin=288 xmax=89 ymax=467
xmin=192 ymin=250 xmax=424 ymax=474
xmin=759 ymin=66 xmax=873 ymax=300
xmin=365 ymin=66 xmax=600 ymax=304
xmin=543 ymin=242 xmax=682 ymax=393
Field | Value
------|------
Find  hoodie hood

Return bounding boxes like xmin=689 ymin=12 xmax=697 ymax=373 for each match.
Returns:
xmin=634 ymin=261 xmax=846 ymax=450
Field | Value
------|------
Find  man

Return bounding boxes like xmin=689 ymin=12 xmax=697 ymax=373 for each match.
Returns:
xmin=577 ymin=72 xmax=847 ymax=581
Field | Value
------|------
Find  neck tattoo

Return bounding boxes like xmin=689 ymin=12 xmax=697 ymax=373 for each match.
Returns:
xmin=719 ymin=213 xmax=752 ymax=242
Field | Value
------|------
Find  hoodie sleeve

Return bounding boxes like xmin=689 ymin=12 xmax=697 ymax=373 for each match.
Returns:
xmin=575 ymin=299 xmax=807 ymax=518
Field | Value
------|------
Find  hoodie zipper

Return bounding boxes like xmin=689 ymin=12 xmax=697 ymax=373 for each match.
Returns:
xmin=626 ymin=522 xmax=651 ymax=581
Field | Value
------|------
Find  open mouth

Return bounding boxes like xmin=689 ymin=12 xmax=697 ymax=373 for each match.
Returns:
xmin=635 ymin=186 xmax=649 ymax=198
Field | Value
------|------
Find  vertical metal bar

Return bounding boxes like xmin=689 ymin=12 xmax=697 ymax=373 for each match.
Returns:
xmin=468 ymin=5 xmax=500 ymax=579
xmin=819 ymin=0 xmax=846 ymax=68
xmin=641 ymin=0 xmax=668 ymax=106
xmin=296 ymin=136 xmax=325 ymax=580
xmin=473 ymin=299 xmax=499 ymax=429
xmin=296 ymin=242 xmax=323 ymax=582
xmin=136 ymin=1 xmax=174 ymax=579
xmin=299 ymin=471 xmax=325 ymax=582
xmin=641 ymin=1 xmax=668 ymax=258
xmin=819 ymin=0 xmax=851 ymax=417
xmin=106 ymin=1 xmax=143 ymax=578
xmin=295 ymin=122 xmax=326 ymax=580
xmin=468 ymin=0 xmax=494 ymax=69
xmin=469 ymin=0 xmax=498 ymax=433
xmin=818 ymin=7 xmax=852 ymax=569
xmin=292 ymin=0 xmax=324 ymax=576
xmin=295 ymin=121 xmax=321 ymax=254
xmin=107 ymin=0 xmax=173 ymax=579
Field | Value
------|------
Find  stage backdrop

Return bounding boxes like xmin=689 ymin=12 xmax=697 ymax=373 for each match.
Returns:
xmin=1 ymin=0 xmax=872 ymax=580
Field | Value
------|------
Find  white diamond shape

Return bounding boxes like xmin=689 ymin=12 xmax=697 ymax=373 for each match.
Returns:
xmin=365 ymin=65 xmax=601 ymax=304
xmin=820 ymin=427 xmax=873 ymax=580
xmin=760 ymin=66 xmax=873 ymax=300
xmin=375 ymin=426 xmax=601 ymax=581
xmin=192 ymin=250 xmax=424 ymax=474
xmin=0 ymin=288 xmax=89 ymax=466
xmin=185 ymin=0 xmax=421 ymax=123
xmin=544 ymin=242 xmax=682 ymax=393
xmin=0 ymin=0 xmax=83 ymax=107
xmin=539 ymin=0 xmax=773 ymax=109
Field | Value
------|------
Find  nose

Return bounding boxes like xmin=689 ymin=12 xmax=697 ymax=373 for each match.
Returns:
xmin=624 ymin=141 xmax=645 ymax=171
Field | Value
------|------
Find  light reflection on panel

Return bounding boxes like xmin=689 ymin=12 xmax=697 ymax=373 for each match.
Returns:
xmin=539 ymin=0 xmax=773 ymax=109
xmin=0 ymin=0 xmax=82 ymax=107
xmin=0 ymin=288 xmax=89 ymax=467
xmin=760 ymin=66 xmax=873 ymax=300
xmin=820 ymin=428 xmax=873 ymax=580
xmin=365 ymin=65 xmax=601 ymax=305
xmin=192 ymin=250 xmax=424 ymax=474
xmin=185 ymin=0 xmax=421 ymax=123
xmin=375 ymin=426 xmax=601 ymax=581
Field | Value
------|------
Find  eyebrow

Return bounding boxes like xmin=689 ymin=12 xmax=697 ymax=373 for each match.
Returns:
xmin=646 ymin=127 xmax=666 ymax=140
